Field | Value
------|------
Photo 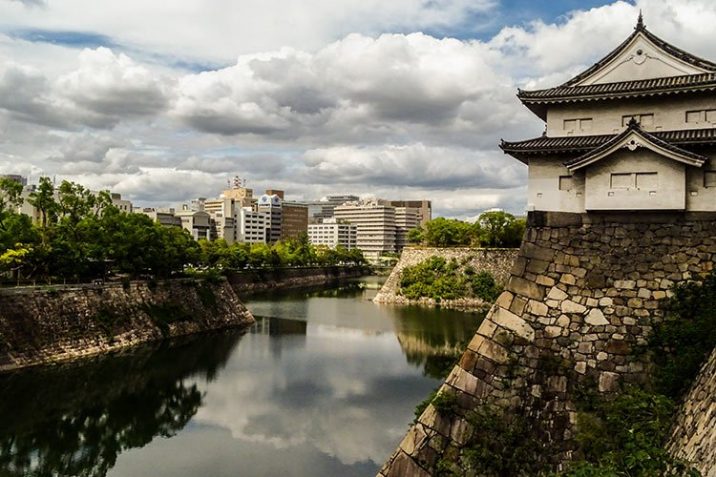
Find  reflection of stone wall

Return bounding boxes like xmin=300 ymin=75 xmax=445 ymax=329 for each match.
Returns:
xmin=0 ymin=279 xmax=255 ymax=372
xmin=373 ymin=248 xmax=519 ymax=310
xmin=669 ymin=348 xmax=716 ymax=476
xmin=379 ymin=211 xmax=716 ymax=476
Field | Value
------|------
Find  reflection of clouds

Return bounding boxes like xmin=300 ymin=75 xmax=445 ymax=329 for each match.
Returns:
xmin=191 ymin=326 xmax=436 ymax=466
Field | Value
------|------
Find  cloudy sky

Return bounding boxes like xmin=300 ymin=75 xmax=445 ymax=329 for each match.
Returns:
xmin=2 ymin=0 xmax=716 ymax=217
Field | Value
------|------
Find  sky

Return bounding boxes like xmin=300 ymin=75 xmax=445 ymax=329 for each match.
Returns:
xmin=2 ymin=0 xmax=716 ymax=218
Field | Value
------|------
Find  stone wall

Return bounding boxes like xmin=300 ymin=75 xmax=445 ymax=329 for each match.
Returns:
xmin=669 ymin=348 xmax=716 ymax=476
xmin=0 ymin=279 xmax=255 ymax=372
xmin=379 ymin=211 xmax=716 ymax=476
xmin=227 ymin=266 xmax=368 ymax=294
xmin=373 ymin=248 xmax=519 ymax=310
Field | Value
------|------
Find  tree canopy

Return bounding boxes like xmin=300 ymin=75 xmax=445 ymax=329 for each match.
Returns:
xmin=408 ymin=211 xmax=525 ymax=248
xmin=0 ymin=179 xmax=365 ymax=285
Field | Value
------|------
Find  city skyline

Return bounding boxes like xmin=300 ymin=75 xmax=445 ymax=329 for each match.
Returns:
xmin=2 ymin=1 xmax=716 ymax=218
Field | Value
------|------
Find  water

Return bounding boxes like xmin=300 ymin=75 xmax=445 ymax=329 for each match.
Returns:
xmin=0 ymin=277 xmax=484 ymax=477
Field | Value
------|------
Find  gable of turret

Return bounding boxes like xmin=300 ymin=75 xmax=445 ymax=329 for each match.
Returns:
xmin=574 ymin=32 xmax=711 ymax=86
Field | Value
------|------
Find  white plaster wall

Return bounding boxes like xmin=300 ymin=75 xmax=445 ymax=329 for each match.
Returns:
xmin=585 ymin=149 xmax=686 ymax=210
xmin=546 ymin=96 xmax=716 ymax=137
xmin=686 ymin=159 xmax=716 ymax=211
xmin=528 ymin=157 xmax=585 ymax=212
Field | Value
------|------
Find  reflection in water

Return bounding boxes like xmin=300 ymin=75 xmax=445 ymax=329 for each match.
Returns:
xmin=0 ymin=277 xmax=483 ymax=477
xmin=0 ymin=332 xmax=242 ymax=477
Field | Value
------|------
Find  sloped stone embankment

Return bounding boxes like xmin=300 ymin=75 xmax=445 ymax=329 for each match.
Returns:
xmin=0 ymin=279 xmax=255 ymax=372
xmin=373 ymin=248 xmax=519 ymax=310
xmin=379 ymin=211 xmax=716 ymax=476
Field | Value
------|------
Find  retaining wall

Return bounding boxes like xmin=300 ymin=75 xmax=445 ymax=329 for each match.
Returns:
xmin=227 ymin=266 xmax=368 ymax=294
xmin=379 ymin=211 xmax=716 ymax=476
xmin=373 ymin=248 xmax=519 ymax=310
xmin=669 ymin=348 xmax=716 ymax=476
xmin=0 ymin=279 xmax=255 ymax=372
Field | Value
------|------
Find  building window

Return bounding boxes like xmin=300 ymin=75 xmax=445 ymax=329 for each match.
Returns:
xmin=559 ymin=175 xmax=575 ymax=191
xmin=685 ymin=110 xmax=716 ymax=124
xmin=564 ymin=118 xmax=592 ymax=133
xmin=686 ymin=110 xmax=702 ymax=123
xmin=610 ymin=173 xmax=633 ymax=189
xmin=704 ymin=171 xmax=716 ymax=188
xmin=622 ymin=113 xmax=654 ymax=127
xmin=636 ymin=172 xmax=658 ymax=189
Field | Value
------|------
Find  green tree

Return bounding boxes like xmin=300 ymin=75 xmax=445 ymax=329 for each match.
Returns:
xmin=474 ymin=211 xmax=525 ymax=247
xmin=28 ymin=177 xmax=58 ymax=229
xmin=422 ymin=218 xmax=473 ymax=247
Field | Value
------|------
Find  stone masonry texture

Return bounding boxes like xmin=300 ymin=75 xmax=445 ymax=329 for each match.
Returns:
xmin=669 ymin=348 xmax=716 ymax=476
xmin=379 ymin=211 xmax=716 ymax=476
xmin=0 ymin=279 xmax=255 ymax=372
xmin=373 ymin=248 xmax=519 ymax=310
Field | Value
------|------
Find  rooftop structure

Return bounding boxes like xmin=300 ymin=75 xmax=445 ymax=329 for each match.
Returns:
xmin=502 ymin=16 xmax=716 ymax=213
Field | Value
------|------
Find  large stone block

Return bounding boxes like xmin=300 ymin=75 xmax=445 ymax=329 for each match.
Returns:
xmin=506 ymin=276 xmax=545 ymax=300
xmin=492 ymin=307 xmax=536 ymax=342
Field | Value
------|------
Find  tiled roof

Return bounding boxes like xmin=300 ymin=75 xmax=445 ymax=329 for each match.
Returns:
xmin=500 ymin=128 xmax=716 ymax=160
xmin=518 ymin=73 xmax=716 ymax=101
xmin=561 ymin=18 xmax=716 ymax=88
xmin=517 ymin=20 xmax=716 ymax=119
xmin=563 ymin=120 xmax=708 ymax=169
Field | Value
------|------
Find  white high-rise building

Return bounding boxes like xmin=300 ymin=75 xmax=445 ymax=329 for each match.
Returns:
xmin=395 ymin=207 xmax=419 ymax=251
xmin=308 ymin=218 xmax=357 ymax=250
xmin=334 ymin=200 xmax=396 ymax=260
xmin=239 ymin=207 xmax=268 ymax=244
xmin=203 ymin=197 xmax=239 ymax=244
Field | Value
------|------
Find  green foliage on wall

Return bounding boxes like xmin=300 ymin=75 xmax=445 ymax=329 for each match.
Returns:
xmin=399 ymin=256 xmax=501 ymax=302
xmin=650 ymin=272 xmax=716 ymax=399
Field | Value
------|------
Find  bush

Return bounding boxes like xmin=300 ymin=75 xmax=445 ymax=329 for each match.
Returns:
xmin=650 ymin=272 xmax=716 ymax=399
xmin=470 ymin=271 xmax=502 ymax=302
xmin=399 ymin=256 xmax=499 ymax=302
xmin=564 ymin=387 xmax=698 ymax=477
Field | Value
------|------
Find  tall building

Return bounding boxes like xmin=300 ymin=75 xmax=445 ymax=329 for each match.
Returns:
xmin=203 ymin=198 xmax=239 ymax=244
xmin=239 ymin=207 xmax=268 ymax=244
xmin=334 ymin=200 xmax=396 ymax=260
xmin=281 ymin=202 xmax=309 ymax=240
xmin=256 ymin=194 xmax=282 ymax=243
xmin=110 ymin=193 xmax=133 ymax=213
xmin=222 ymin=176 xmax=253 ymax=207
xmin=388 ymin=200 xmax=432 ymax=227
xmin=308 ymin=218 xmax=357 ymax=250
xmin=501 ymin=16 xmax=716 ymax=214
xmin=135 ymin=208 xmax=182 ymax=228
xmin=395 ymin=207 xmax=419 ymax=251
xmin=175 ymin=207 xmax=211 ymax=240
xmin=305 ymin=195 xmax=360 ymax=223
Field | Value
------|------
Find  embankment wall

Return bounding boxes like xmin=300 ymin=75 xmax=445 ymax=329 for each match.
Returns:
xmin=227 ymin=266 xmax=368 ymax=294
xmin=379 ymin=211 xmax=716 ymax=476
xmin=669 ymin=348 xmax=716 ymax=477
xmin=373 ymin=248 xmax=519 ymax=310
xmin=0 ymin=279 xmax=255 ymax=372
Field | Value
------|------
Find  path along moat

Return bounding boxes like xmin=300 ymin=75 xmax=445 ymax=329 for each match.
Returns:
xmin=0 ymin=276 xmax=483 ymax=477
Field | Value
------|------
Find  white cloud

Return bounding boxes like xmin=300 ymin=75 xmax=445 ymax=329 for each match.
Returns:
xmin=3 ymin=0 xmax=716 ymax=216
xmin=1 ymin=0 xmax=495 ymax=63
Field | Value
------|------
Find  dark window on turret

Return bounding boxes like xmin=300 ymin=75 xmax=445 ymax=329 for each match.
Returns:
xmin=704 ymin=171 xmax=716 ymax=188
xmin=559 ymin=176 xmax=574 ymax=191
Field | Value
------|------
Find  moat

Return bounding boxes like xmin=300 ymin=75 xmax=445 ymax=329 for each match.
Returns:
xmin=0 ymin=277 xmax=483 ymax=477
